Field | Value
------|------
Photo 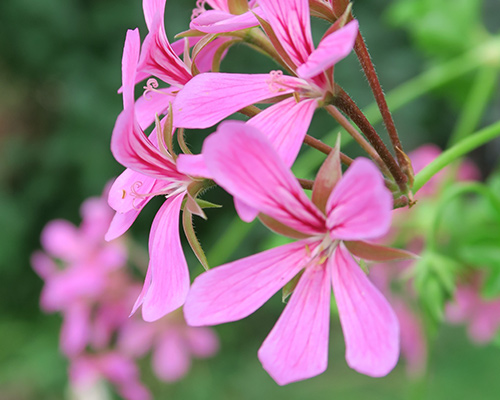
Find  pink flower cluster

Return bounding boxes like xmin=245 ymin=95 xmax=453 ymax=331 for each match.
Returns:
xmin=33 ymin=192 xmax=218 ymax=399
xmin=106 ymin=0 xmax=412 ymax=386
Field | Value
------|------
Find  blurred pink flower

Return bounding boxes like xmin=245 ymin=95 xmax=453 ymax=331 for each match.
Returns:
xmin=184 ymin=122 xmax=399 ymax=385
xmin=119 ymin=310 xmax=219 ymax=382
xmin=446 ymin=280 xmax=500 ymax=344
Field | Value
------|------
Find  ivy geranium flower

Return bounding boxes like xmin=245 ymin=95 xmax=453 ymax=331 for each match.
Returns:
xmin=183 ymin=121 xmax=402 ymax=384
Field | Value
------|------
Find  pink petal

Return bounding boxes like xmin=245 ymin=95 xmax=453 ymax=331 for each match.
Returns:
xmin=40 ymin=220 xmax=81 ymax=261
xmin=60 ymin=304 xmax=91 ymax=356
xmin=140 ymin=193 xmax=190 ymax=321
xmin=143 ymin=0 xmax=166 ymax=30
xmin=152 ymin=329 xmax=191 ymax=381
xmin=186 ymin=327 xmax=220 ymax=358
xmin=173 ymin=73 xmax=297 ymax=129
xmin=331 ymin=244 xmax=399 ymax=377
xmin=248 ymin=97 xmax=317 ymax=167
xmin=106 ymin=208 xmax=143 ymax=241
xmin=135 ymin=87 xmax=176 ymax=130
xmin=108 ymin=169 xmax=157 ymax=214
xmin=122 ymin=29 xmax=141 ymax=109
xmin=176 ymin=154 xmax=213 ymax=179
xmin=202 ymin=121 xmax=325 ymax=235
xmin=206 ymin=0 xmax=230 ymax=12
xmin=258 ymin=261 xmax=331 ymax=385
xmin=326 ymin=158 xmax=393 ymax=241
xmin=184 ymin=239 xmax=318 ymax=326
xmin=234 ymin=197 xmax=259 ymax=222
xmin=137 ymin=13 xmax=192 ymax=87
xmin=297 ymin=20 xmax=358 ymax=79
xmin=193 ymin=36 xmax=232 ymax=73
xmin=190 ymin=9 xmax=260 ymax=33
xmin=258 ymin=0 xmax=315 ymax=67
xmin=31 ymin=251 xmax=57 ymax=280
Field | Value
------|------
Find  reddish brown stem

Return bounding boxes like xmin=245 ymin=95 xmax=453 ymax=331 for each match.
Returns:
xmin=325 ymin=105 xmax=390 ymax=176
xmin=354 ymin=32 xmax=409 ymax=174
xmin=303 ymin=134 xmax=353 ymax=166
xmin=298 ymin=178 xmax=314 ymax=190
xmin=332 ymin=85 xmax=408 ymax=192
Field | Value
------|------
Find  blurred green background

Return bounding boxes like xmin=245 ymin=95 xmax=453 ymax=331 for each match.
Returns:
xmin=0 ymin=0 xmax=499 ymax=398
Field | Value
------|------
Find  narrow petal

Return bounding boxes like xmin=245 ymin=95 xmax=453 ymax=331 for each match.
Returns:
xmin=141 ymin=193 xmax=190 ymax=321
xmin=331 ymin=244 xmax=399 ymax=377
xmin=258 ymin=0 xmax=315 ymax=67
xmin=186 ymin=327 xmax=220 ymax=357
xmin=258 ymin=262 xmax=331 ymax=385
xmin=202 ymin=121 xmax=325 ymax=235
xmin=41 ymin=220 xmax=81 ymax=261
xmin=173 ymin=73 xmax=297 ymax=129
xmin=106 ymin=208 xmax=144 ymax=241
xmin=60 ymin=304 xmax=91 ymax=356
xmin=326 ymin=158 xmax=393 ymax=241
xmin=190 ymin=9 xmax=260 ymax=33
xmin=248 ymin=97 xmax=317 ymax=167
xmin=234 ymin=198 xmax=259 ymax=222
xmin=297 ymin=20 xmax=358 ymax=79
xmin=137 ymin=13 xmax=192 ymax=87
xmin=143 ymin=0 xmax=166 ymax=31
xmin=122 ymin=29 xmax=141 ymax=109
xmin=184 ymin=239 xmax=318 ymax=326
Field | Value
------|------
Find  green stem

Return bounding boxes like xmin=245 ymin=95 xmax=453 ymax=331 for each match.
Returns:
xmin=207 ymin=218 xmax=256 ymax=266
xmin=413 ymin=120 xmax=500 ymax=193
xmin=448 ymin=65 xmax=499 ymax=146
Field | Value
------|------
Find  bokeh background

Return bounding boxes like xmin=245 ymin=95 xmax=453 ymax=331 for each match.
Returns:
xmin=1 ymin=0 xmax=499 ymax=398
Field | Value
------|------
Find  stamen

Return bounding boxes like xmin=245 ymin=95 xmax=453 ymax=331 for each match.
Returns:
xmin=129 ymin=180 xmax=188 ymax=210
xmin=191 ymin=0 xmax=207 ymax=19
xmin=266 ymin=70 xmax=286 ymax=93
xmin=143 ymin=78 xmax=160 ymax=100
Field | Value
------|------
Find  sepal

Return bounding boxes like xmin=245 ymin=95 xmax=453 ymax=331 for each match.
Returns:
xmin=345 ymin=240 xmax=419 ymax=262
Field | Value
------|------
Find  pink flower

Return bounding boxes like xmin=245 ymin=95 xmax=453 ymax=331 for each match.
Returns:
xmin=32 ymin=194 xmax=127 ymax=356
xmin=446 ymin=280 xmax=500 ymax=344
xmin=174 ymin=0 xmax=359 ymax=168
xmin=183 ymin=122 xmax=399 ymax=384
xmin=108 ymin=29 xmax=212 ymax=321
xmin=118 ymin=310 xmax=219 ymax=382
xmin=132 ymin=0 xmax=233 ymax=130
xmin=70 ymin=352 xmax=150 ymax=400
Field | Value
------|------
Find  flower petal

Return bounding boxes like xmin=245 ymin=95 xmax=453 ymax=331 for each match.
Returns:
xmin=258 ymin=261 xmax=331 ymax=385
xmin=173 ymin=73 xmax=297 ymax=129
xmin=331 ymin=244 xmax=399 ymax=377
xmin=140 ymin=193 xmax=190 ymax=321
xmin=326 ymin=158 xmax=393 ymax=241
xmin=296 ymin=20 xmax=358 ymax=79
xmin=202 ymin=121 xmax=325 ymax=235
xmin=176 ymin=154 xmax=213 ymax=179
xmin=152 ymin=329 xmax=191 ymax=382
xmin=184 ymin=239 xmax=317 ymax=326
xmin=106 ymin=208 xmax=144 ymax=241
xmin=108 ymin=169 xmax=157 ymax=214
xmin=135 ymin=87 xmax=176 ymax=131
xmin=248 ymin=97 xmax=317 ymax=167
xmin=190 ymin=9 xmax=260 ymax=33
xmin=258 ymin=0 xmax=314 ymax=67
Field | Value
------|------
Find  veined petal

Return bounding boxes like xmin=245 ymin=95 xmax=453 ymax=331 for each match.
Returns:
xmin=258 ymin=261 xmax=331 ymax=385
xmin=141 ymin=193 xmax=190 ymax=321
xmin=331 ymin=244 xmax=399 ymax=377
xmin=258 ymin=0 xmax=315 ymax=67
xmin=326 ymin=158 xmax=392 ymax=241
xmin=111 ymin=108 xmax=184 ymax=182
xmin=137 ymin=12 xmax=192 ymax=87
xmin=202 ymin=121 xmax=325 ymax=235
xmin=173 ymin=73 xmax=297 ymax=129
xmin=297 ymin=20 xmax=358 ymax=79
xmin=184 ymin=239 xmax=318 ymax=326
xmin=190 ymin=8 xmax=260 ymax=33
xmin=193 ymin=36 xmax=232 ymax=73
xmin=143 ymin=0 xmax=166 ymax=31
xmin=248 ymin=97 xmax=317 ymax=167
xmin=122 ymin=29 xmax=141 ymax=109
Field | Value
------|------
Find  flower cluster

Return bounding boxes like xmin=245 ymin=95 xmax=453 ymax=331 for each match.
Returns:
xmin=106 ymin=0 xmax=418 ymax=387
xmin=32 ymin=192 xmax=218 ymax=400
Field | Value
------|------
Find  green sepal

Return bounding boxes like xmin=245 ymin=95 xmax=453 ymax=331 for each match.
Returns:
xmin=182 ymin=208 xmax=210 ymax=271
xmin=282 ymin=270 xmax=304 ymax=303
